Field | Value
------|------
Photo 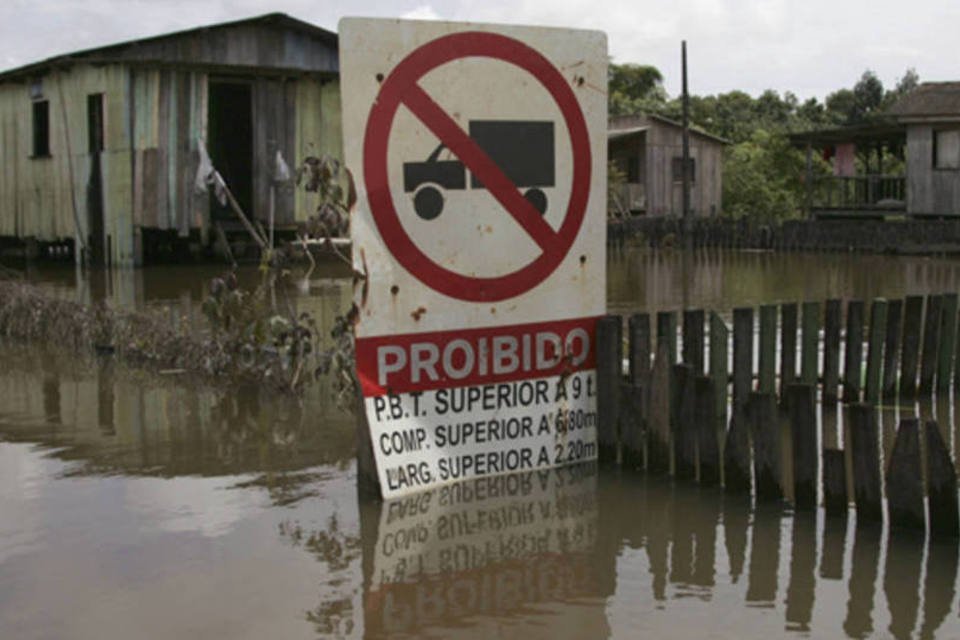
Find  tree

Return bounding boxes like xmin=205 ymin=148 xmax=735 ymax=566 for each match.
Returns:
xmin=825 ymin=88 xmax=857 ymax=125
xmin=852 ymin=70 xmax=885 ymax=122
xmin=721 ymin=130 xmax=814 ymax=223
xmin=609 ymin=62 xmax=667 ymax=116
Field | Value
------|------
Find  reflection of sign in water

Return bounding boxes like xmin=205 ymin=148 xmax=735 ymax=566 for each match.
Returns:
xmin=364 ymin=464 xmax=602 ymax=636
xmin=340 ymin=18 xmax=607 ymax=499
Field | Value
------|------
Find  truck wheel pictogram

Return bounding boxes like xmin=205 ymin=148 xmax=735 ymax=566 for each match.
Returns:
xmin=413 ymin=185 xmax=444 ymax=220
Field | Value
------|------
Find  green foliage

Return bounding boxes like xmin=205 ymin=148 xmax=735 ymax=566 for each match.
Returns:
xmin=607 ymin=159 xmax=630 ymax=219
xmin=722 ymin=130 xmax=824 ymax=223
xmin=609 ymin=62 xmax=667 ymax=116
xmin=607 ymin=63 xmax=921 ymax=222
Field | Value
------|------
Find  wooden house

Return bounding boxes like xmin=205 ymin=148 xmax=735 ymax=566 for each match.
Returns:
xmin=791 ymin=83 xmax=960 ymax=219
xmin=608 ymin=113 xmax=727 ymax=217
xmin=0 ymin=13 xmax=341 ymax=266
xmin=888 ymin=82 xmax=960 ymax=217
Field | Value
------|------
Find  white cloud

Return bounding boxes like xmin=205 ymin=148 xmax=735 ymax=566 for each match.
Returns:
xmin=401 ymin=4 xmax=443 ymax=20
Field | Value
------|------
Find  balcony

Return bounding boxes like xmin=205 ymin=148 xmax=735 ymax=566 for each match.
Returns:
xmin=808 ymin=174 xmax=906 ymax=219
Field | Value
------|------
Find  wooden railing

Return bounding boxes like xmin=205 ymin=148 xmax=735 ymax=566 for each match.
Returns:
xmin=809 ymin=174 xmax=906 ymax=211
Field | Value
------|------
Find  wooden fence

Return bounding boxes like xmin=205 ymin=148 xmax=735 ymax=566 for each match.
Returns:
xmin=597 ymin=293 xmax=960 ymax=537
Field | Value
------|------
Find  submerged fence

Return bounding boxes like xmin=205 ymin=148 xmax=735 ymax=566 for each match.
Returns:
xmin=597 ymin=292 xmax=960 ymax=537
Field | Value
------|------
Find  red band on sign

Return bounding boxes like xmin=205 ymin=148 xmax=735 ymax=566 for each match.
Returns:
xmin=363 ymin=31 xmax=592 ymax=302
xmin=356 ymin=316 xmax=599 ymax=397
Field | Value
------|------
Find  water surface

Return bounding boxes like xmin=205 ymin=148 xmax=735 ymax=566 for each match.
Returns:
xmin=3 ymin=249 xmax=960 ymax=638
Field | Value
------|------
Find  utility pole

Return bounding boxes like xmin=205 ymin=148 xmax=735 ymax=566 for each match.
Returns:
xmin=681 ymin=40 xmax=692 ymax=247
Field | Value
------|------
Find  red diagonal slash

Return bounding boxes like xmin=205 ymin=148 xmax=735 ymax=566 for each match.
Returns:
xmin=401 ymin=82 xmax=559 ymax=253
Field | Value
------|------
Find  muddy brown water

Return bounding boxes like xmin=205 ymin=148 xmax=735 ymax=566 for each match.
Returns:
xmin=4 ymin=249 xmax=960 ymax=638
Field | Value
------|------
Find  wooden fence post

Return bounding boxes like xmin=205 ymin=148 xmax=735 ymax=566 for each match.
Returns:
xmin=900 ymin=295 xmax=924 ymax=400
xmin=657 ymin=311 xmax=678 ymax=368
xmin=781 ymin=303 xmax=799 ymax=396
xmin=628 ymin=313 xmax=652 ymax=386
xmin=758 ymin=305 xmax=777 ymax=395
xmin=843 ymin=300 xmax=865 ymax=403
xmin=683 ymin=309 xmax=705 ymax=375
xmin=788 ymin=384 xmax=818 ymax=511
xmin=674 ymin=363 xmax=696 ymax=480
xmin=710 ymin=312 xmax=730 ymax=435
xmin=596 ymin=315 xmax=622 ymax=464
xmin=823 ymin=299 xmax=842 ymax=403
xmin=937 ymin=293 xmax=958 ymax=391
xmin=864 ymin=299 xmax=887 ymax=404
xmin=624 ymin=313 xmax=652 ymax=470
xmin=647 ymin=342 xmax=672 ymax=474
xmin=801 ymin=302 xmax=821 ymax=385
xmin=920 ymin=294 xmax=943 ymax=395
xmin=886 ymin=418 xmax=924 ymax=531
xmin=696 ymin=376 xmax=720 ymax=486
xmin=732 ymin=308 xmax=754 ymax=416
xmin=849 ymin=403 xmax=882 ymax=524
xmin=749 ymin=392 xmax=782 ymax=501
xmin=926 ymin=420 xmax=960 ymax=538
xmin=822 ymin=448 xmax=848 ymax=517
xmin=882 ymin=299 xmax=903 ymax=399
xmin=621 ymin=381 xmax=645 ymax=470
xmin=725 ymin=307 xmax=753 ymax=495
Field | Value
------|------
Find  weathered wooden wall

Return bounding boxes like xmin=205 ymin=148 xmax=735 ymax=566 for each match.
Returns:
xmin=0 ymin=64 xmax=134 ymax=262
xmin=0 ymin=17 xmax=342 ymax=265
xmin=131 ymin=69 xmax=208 ymax=239
xmin=293 ymin=80 xmax=343 ymax=223
xmin=644 ymin=123 xmax=723 ymax=217
xmin=906 ymin=125 xmax=960 ymax=216
xmin=608 ymin=114 xmax=724 ymax=218
xmin=0 ymin=69 xmax=342 ymax=264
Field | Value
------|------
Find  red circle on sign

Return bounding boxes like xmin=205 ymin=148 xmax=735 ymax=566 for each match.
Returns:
xmin=363 ymin=31 xmax=591 ymax=303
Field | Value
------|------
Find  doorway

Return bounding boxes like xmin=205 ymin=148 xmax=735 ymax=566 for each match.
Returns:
xmin=207 ymin=80 xmax=253 ymax=223
xmin=86 ymin=93 xmax=105 ymax=266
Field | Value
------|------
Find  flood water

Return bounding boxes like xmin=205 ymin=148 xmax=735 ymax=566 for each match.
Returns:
xmin=4 ymin=248 xmax=960 ymax=638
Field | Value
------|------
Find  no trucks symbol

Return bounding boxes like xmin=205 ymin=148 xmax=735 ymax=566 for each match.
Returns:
xmin=363 ymin=31 xmax=592 ymax=303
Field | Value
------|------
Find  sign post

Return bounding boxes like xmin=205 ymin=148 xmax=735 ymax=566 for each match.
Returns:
xmin=340 ymin=18 xmax=607 ymax=498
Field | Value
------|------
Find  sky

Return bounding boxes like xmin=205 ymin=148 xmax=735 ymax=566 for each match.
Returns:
xmin=1 ymin=0 xmax=957 ymax=100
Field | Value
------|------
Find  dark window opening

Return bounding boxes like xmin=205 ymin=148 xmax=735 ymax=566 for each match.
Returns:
xmin=626 ymin=156 xmax=640 ymax=183
xmin=672 ymin=156 xmax=695 ymax=183
xmin=32 ymin=100 xmax=50 ymax=157
xmin=87 ymin=94 xmax=104 ymax=153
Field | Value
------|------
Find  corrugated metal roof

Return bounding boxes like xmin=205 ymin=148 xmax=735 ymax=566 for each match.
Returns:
xmin=888 ymin=82 xmax=960 ymax=119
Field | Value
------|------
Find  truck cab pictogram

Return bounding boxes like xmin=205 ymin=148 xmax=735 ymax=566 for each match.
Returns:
xmin=403 ymin=120 xmax=555 ymax=220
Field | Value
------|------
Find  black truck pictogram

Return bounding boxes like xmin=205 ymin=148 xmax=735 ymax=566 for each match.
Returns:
xmin=403 ymin=120 xmax=555 ymax=220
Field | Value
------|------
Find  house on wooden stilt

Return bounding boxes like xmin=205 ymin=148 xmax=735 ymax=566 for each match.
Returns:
xmin=0 ymin=13 xmax=341 ymax=266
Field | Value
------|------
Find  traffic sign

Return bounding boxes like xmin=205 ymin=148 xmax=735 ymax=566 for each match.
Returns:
xmin=340 ymin=18 xmax=607 ymax=498
xmin=363 ymin=30 xmax=591 ymax=302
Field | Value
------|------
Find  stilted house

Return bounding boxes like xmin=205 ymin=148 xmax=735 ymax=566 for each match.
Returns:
xmin=0 ymin=13 xmax=341 ymax=266
xmin=791 ymin=82 xmax=960 ymax=219
xmin=888 ymin=82 xmax=960 ymax=217
xmin=608 ymin=113 xmax=727 ymax=217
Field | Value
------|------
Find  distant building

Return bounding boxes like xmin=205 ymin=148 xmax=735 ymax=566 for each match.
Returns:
xmin=790 ymin=82 xmax=960 ymax=219
xmin=0 ymin=13 xmax=341 ymax=266
xmin=888 ymin=82 xmax=960 ymax=217
xmin=608 ymin=113 xmax=727 ymax=218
